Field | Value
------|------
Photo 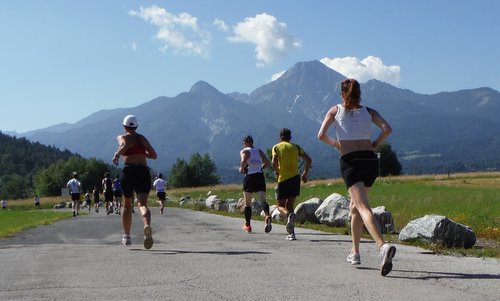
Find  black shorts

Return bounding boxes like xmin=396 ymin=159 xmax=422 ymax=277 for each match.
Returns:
xmin=86 ymin=199 xmax=91 ymax=205
xmin=113 ymin=191 xmax=123 ymax=198
xmin=276 ymin=175 xmax=300 ymax=200
xmin=156 ymin=191 xmax=166 ymax=201
xmin=243 ymin=173 xmax=266 ymax=193
xmin=71 ymin=193 xmax=80 ymax=201
xmin=340 ymin=150 xmax=379 ymax=188
xmin=121 ymin=165 xmax=152 ymax=198
xmin=104 ymin=192 xmax=113 ymax=202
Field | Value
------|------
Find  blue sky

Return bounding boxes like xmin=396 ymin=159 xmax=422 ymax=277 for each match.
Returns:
xmin=1 ymin=0 xmax=499 ymax=133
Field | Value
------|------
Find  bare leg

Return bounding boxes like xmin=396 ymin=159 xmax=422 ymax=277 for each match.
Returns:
xmin=350 ymin=205 xmax=364 ymax=253
xmin=160 ymin=200 xmax=165 ymax=214
xmin=348 ymin=182 xmax=385 ymax=249
xmin=137 ymin=192 xmax=151 ymax=226
xmin=122 ymin=197 xmax=133 ymax=235
xmin=276 ymin=199 xmax=289 ymax=216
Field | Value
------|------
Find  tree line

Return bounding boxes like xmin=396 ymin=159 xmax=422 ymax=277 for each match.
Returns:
xmin=0 ymin=132 xmax=221 ymax=198
xmin=1 ymin=131 xmax=401 ymax=199
xmin=0 ymin=132 xmax=118 ymax=199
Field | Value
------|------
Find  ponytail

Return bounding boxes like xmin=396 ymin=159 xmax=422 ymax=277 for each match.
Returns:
xmin=341 ymin=79 xmax=361 ymax=109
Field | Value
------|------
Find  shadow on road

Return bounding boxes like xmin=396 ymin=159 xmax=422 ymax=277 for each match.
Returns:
xmin=130 ymin=249 xmax=272 ymax=256
xmin=356 ymin=267 xmax=500 ymax=280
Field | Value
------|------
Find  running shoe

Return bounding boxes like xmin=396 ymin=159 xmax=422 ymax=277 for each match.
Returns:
xmin=347 ymin=252 xmax=361 ymax=265
xmin=379 ymin=243 xmax=396 ymax=276
xmin=285 ymin=233 xmax=296 ymax=241
xmin=286 ymin=213 xmax=296 ymax=235
xmin=242 ymin=224 xmax=252 ymax=233
xmin=264 ymin=216 xmax=272 ymax=233
xmin=143 ymin=225 xmax=154 ymax=250
xmin=122 ymin=234 xmax=131 ymax=246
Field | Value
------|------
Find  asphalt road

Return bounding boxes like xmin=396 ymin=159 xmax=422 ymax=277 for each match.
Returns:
xmin=0 ymin=207 xmax=499 ymax=301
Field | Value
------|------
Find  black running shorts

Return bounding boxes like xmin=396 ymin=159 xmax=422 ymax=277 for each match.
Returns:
xmin=104 ymin=192 xmax=113 ymax=202
xmin=243 ymin=172 xmax=266 ymax=193
xmin=276 ymin=174 xmax=300 ymax=199
xmin=340 ymin=150 xmax=379 ymax=188
xmin=121 ymin=165 xmax=152 ymax=198
xmin=71 ymin=193 xmax=80 ymax=201
xmin=156 ymin=191 xmax=166 ymax=201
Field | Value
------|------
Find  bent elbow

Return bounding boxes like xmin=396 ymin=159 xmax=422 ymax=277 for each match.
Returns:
xmin=317 ymin=132 xmax=325 ymax=141
xmin=386 ymin=126 xmax=393 ymax=136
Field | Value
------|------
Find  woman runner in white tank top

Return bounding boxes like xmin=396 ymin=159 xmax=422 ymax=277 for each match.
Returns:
xmin=317 ymin=78 xmax=396 ymax=276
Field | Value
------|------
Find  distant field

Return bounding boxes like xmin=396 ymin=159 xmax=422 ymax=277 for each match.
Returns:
xmin=2 ymin=172 xmax=499 ymax=257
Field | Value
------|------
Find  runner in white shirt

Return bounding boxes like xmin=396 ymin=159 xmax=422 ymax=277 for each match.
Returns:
xmin=153 ymin=173 xmax=167 ymax=214
xmin=66 ymin=172 xmax=82 ymax=217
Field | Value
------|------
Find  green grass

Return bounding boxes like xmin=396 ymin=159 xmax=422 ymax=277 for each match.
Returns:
xmin=0 ymin=209 xmax=70 ymax=238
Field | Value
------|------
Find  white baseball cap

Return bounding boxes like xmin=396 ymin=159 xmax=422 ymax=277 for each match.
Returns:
xmin=123 ymin=115 xmax=138 ymax=128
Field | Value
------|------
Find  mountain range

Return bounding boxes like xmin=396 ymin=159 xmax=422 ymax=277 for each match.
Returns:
xmin=17 ymin=60 xmax=500 ymax=183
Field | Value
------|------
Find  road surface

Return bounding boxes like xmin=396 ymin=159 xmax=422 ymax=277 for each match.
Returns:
xmin=0 ymin=208 xmax=498 ymax=300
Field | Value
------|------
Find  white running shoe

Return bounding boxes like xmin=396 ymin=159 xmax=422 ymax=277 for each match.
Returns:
xmin=379 ymin=243 xmax=396 ymax=276
xmin=347 ymin=252 xmax=361 ymax=265
xmin=143 ymin=225 xmax=153 ymax=250
xmin=264 ymin=216 xmax=272 ymax=233
xmin=286 ymin=213 xmax=296 ymax=235
xmin=285 ymin=233 xmax=296 ymax=241
xmin=122 ymin=234 xmax=131 ymax=246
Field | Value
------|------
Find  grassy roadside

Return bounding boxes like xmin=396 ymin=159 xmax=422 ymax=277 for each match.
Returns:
xmin=0 ymin=210 xmax=70 ymax=238
xmin=165 ymin=172 xmax=500 ymax=258
xmin=2 ymin=172 xmax=499 ymax=257
xmin=0 ymin=196 xmax=77 ymax=238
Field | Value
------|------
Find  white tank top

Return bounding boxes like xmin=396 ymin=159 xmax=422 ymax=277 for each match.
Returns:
xmin=244 ymin=147 xmax=263 ymax=175
xmin=334 ymin=104 xmax=372 ymax=140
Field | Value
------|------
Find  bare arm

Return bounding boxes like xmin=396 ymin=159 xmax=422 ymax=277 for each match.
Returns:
xmin=317 ymin=106 xmax=340 ymax=150
xmin=239 ymin=149 xmax=249 ymax=173
xmin=300 ymin=152 xmax=312 ymax=183
xmin=139 ymin=135 xmax=157 ymax=160
xmin=112 ymin=135 xmax=127 ymax=165
xmin=369 ymin=108 xmax=392 ymax=148
xmin=258 ymin=149 xmax=271 ymax=170
xmin=271 ymin=153 xmax=279 ymax=179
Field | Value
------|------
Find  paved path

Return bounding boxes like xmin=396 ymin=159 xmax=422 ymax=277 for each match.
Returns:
xmin=0 ymin=208 xmax=499 ymax=300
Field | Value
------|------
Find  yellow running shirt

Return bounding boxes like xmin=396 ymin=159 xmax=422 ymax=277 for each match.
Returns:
xmin=272 ymin=141 xmax=304 ymax=183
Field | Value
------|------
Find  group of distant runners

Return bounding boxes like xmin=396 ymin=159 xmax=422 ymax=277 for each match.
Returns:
xmin=64 ymin=78 xmax=397 ymax=277
xmin=65 ymin=171 xmax=165 ymax=217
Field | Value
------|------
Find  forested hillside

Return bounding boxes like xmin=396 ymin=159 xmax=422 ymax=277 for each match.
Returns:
xmin=0 ymin=132 xmax=75 ymax=199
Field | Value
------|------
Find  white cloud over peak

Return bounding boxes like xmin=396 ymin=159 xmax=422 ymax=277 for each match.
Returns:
xmin=129 ymin=5 xmax=211 ymax=57
xmin=228 ymin=13 xmax=301 ymax=67
xmin=213 ymin=18 xmax=228 ymax=32
xmin=320 ymin=56 xmax=401 ymax=86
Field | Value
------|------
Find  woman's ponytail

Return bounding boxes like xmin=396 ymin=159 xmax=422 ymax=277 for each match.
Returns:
xmin=341 ymin=79 xmax=361 ymax=109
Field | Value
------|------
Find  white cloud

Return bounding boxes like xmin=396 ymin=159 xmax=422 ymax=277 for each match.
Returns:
xmin=271 ymin=70 xmax=286 ymax=81
xmin=129 ymin=5 xmax=211 ymax=57
xmin=320 ymin=56 xmax=401 ymax=86
xmin=213 ymin=18 xmax=228 ymax=32
xmin=228 ymin=13 xmax=300 ymax=66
